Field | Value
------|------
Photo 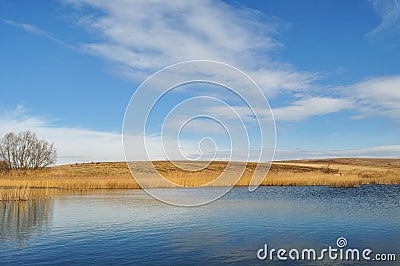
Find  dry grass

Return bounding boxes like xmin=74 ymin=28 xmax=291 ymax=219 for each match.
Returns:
xmin=0 ymin=188 xmax=32 ymax=201
xmin=0 ymin=187 xmax=52 ymax=201
xmin=0 ymin=159 xmax=399 ymax=195
xmin=0 ymin=162 xmax=140 ymax=193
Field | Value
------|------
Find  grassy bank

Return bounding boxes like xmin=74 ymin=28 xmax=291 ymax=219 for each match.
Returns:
xmin=0 ymin=159 xmax=399 ymax=198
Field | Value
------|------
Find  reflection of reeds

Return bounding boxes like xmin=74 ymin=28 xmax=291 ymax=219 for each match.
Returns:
xmin=0 ymin=161 xmax=399 ymax=191
xmin=1 ymin=199 xmax=53 ymax=244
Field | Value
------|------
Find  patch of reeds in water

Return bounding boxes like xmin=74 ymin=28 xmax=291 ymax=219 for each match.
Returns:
xmin=0 ymin=187 xmax=51 ymax=201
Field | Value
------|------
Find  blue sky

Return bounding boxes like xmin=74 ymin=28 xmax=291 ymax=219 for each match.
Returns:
xmin=0 ymin=0 xmax=399 ymax=164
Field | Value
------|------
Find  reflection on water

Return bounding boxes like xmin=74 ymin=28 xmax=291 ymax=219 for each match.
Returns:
xmin=1 ymin=199 xmax=53 ymax=246
xmin=0 ymin=185 xmax=399 ymax=265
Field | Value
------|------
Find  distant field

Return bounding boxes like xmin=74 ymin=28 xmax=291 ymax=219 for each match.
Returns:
xmin=1 ymin=158 xmax=399 ymax=200
xmin=277 ymin=158 xmax=400 ymax=169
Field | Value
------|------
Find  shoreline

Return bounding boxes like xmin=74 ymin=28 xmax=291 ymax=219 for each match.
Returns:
xmin=1 ymin=158 xmax=399 ymax=200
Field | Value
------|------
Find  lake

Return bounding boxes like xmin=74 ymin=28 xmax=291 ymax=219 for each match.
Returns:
xmin=1 ymin=185 xmax=399 ymax=265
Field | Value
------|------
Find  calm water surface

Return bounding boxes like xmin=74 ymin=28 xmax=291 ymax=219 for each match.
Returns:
xmin=1 ymin=185 xmax=399 ymax=265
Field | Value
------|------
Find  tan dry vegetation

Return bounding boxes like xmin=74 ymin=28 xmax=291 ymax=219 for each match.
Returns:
xmin=276 ymin=158 xmax=400 ymax=171
xmin=0 ymin=159 xmax=399 ymax=197
xmin=0 ymin=187 xmax=52 ymax=201
xmin=0 ymin=162 xmax=139 ymax=195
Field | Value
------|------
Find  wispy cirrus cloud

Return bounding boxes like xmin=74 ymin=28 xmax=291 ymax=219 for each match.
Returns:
xmin=367 ymin=0 xmax=400 ymax=38
xmin=68 ymin=0 xmax=281 ymax=66
xmin=272 ymin=97 xmax=351 ymax=121
xmin=3 ymin=19 xmax=75 ymax=49
xmin=348 ymin=75 xmax=400 ymax=119
xmin=63 ymin=0 xmax=317 ymax=96
xmin=4 ymin=19 xmax=54 ymax=38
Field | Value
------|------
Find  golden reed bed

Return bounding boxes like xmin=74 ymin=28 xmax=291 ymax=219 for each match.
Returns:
xmin=1 ymin=159 xmax=399 ymax=200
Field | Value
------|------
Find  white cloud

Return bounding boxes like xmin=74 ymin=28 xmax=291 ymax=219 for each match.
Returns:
xmin=0 ymin=106 xmax=124 ymax=164
xmin=250 ymin=68 xmax=318 ymax=98
xmin=0 ymin=106 xmax=233 ymax=164
xmin=63 ymin=0 xmax=316 ymax=94
xmin=4 ymin=19 xmax=53 ymax=38
xmin=3 ymin=19 xmax=74 ymax=49
xmin=269 ymin=75 xmax=400 ymax=122
xmin=272 ymin=97 xmax=351 ymax=121
xmin=70 ymin=0 xmax=279 ymax=65
xmin=367 ymin=0 xmax=400 ymax=38
xmin=349 ymin=75 xmax=400 ymax=119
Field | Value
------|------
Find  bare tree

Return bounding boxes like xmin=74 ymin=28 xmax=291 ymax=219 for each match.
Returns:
xmin=0 ymin=131 xmax=57 ymax=170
